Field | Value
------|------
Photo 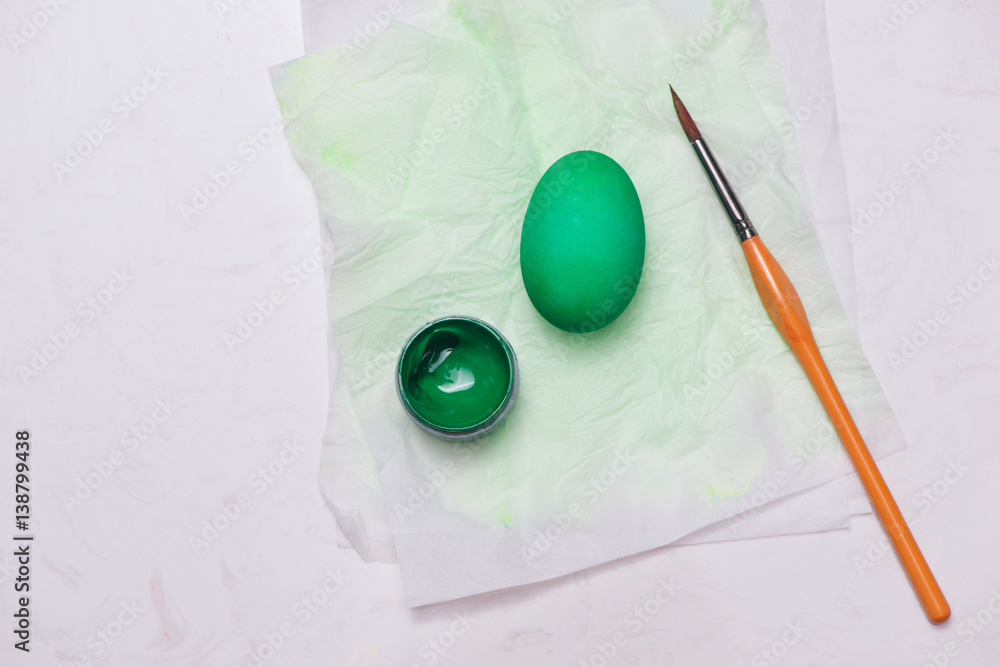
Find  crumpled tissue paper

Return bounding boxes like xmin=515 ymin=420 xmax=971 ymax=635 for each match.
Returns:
xmin=272 ymin=0 xmax=906 ymax=606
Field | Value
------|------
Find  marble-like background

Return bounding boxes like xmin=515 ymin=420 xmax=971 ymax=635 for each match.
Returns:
xmin=1 ymin=0 xmax=997 ymax=665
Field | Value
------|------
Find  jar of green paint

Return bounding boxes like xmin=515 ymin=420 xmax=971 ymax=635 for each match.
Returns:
xmin=396 ymin=316 xmax=518 ymax=439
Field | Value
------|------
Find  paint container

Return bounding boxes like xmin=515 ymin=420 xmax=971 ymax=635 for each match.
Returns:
xmin=396 ymin=316 xmax=518 ymax=440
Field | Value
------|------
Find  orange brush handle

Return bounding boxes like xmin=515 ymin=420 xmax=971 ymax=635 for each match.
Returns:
xmin=741 ymin=235 xmax=950 ymax=624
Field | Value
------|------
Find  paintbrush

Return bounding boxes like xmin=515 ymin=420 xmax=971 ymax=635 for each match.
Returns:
xmin=669 ymin=86 xmax=950 ymax=624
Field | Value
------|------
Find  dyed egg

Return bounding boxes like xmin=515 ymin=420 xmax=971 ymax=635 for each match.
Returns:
xmin=520 ymin=151 xmax=645 ymax=333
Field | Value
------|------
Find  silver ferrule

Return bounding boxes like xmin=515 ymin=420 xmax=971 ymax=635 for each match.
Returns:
xmin=692 ymin=138 xmax=757 ymax=242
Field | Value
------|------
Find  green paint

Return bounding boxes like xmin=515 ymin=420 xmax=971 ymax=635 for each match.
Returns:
xmin=398 ymin=317 xmax=516 ymax=435
xmin=705 ymin=479 xmax=753 ymax=502
xmin=519 ymin=151 xmax=645 ymax=333
xmin=319 ymin=142 xmax=360 ymax=175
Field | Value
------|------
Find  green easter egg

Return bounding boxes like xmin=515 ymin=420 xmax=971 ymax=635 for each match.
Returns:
xmin=520 ymin=151 xmax=645 ymax=333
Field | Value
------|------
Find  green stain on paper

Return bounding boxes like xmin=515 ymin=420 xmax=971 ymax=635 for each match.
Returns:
xmin=451 ymin=0 xmax=501 ymax=46
xmin=712 ymin=0 xmax=750 ymax=25
xmin=320 ymin=143 xmax=359 ymax=172
xmin=705 ymin=479 xmax=752 ymax=503
xmin=270 ymin=0 xmax=897 ymax=536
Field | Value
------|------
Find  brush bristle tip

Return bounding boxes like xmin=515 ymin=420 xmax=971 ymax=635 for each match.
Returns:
xmin=669 ymin=87 xmax=701 ymax=142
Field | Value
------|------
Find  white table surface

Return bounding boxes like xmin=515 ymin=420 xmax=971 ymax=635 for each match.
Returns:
xmin=2 ymin=0 xmax=998 ymax=665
